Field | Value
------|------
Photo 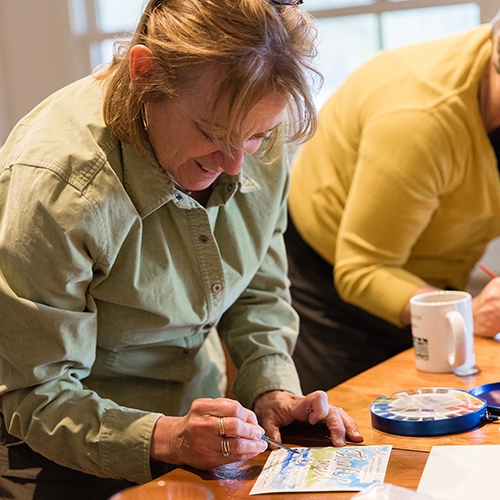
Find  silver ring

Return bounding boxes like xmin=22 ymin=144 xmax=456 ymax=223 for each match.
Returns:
xmin=221 ymin=436 xmax=230 ymax=457
xmin=218 ymin=417 xmax=226 ymax=438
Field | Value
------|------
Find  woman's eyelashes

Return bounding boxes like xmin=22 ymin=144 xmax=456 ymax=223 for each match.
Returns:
xmin=199 ymin=128 xmax=215 ymax=142
xmin=198 ymin=125 xmax=271 ymax=148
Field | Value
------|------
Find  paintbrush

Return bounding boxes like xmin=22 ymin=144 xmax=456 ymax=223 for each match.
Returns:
xmin=261 ymin=435 xmax=299 ymax=454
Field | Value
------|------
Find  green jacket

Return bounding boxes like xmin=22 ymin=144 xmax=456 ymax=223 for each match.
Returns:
xmin=0 ymin=75 xmax=301 ymax=483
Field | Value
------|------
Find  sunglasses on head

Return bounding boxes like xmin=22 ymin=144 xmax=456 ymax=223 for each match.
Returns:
xmin=268 ymin=0 xmax=303 ymax=4
xmin=151 ymin=0 xmax=303 ymax=8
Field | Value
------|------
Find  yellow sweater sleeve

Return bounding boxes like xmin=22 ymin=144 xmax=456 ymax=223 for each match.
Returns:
xmin=334 ymin=108 xmax=458 ymax=325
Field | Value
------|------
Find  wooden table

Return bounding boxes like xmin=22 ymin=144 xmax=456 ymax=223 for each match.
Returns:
xmin=114 ymin=336 xmax=500 ymax=499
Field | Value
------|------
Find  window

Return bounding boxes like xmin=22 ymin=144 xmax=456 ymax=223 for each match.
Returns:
xmin=310 ymin=2 xmax=481 ymax=105
xmin=68 ymin=0 xmax=145 ymax=72
xmin=70 ymin=0 xmax=486 ymax=107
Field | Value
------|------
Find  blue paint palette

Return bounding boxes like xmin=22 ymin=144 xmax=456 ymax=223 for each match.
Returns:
xmin=370 ymin=387 xmax=488 ymax=436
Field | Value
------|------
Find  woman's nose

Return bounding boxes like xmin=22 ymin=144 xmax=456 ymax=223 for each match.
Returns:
xmin=216 ymin=138 xmax=263 ymax=175
xmin=214 ymin=149 xmax=244 ymax=175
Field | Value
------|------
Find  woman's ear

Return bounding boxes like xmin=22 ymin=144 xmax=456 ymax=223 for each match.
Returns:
xmin=494 ymin=34 xmax=500 ymax=74
xmin=129 ymin=44 xmax=154 ymax=83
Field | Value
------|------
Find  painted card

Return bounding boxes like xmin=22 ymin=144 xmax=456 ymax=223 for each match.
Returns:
xmin=250 ymin=445 xmax=392 ymax=495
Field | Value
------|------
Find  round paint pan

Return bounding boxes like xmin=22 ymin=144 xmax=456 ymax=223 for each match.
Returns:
xmin=370 ymin=387 xmax=488 ymax=437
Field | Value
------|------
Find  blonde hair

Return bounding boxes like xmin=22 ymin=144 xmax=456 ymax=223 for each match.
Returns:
xmin=97 ymin=0 xmax=321 ymax=153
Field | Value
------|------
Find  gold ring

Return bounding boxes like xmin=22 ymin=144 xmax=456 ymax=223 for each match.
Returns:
xmin=221 ymin=437 xmax=230 ymax=457
xmin=218 ymin=416 xmax=226 ymax=437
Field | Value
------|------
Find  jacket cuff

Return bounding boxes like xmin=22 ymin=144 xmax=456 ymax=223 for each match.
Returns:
xmin=99 ymin=408 xmax=162 ymax=483
xmin=233 ymin=355 xmax=302 ymax=409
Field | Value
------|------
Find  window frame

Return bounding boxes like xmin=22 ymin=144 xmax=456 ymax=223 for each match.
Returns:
xmin=70 ymin=0 xmax=498 ymax=73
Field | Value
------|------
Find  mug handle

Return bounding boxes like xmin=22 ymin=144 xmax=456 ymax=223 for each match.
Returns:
xmin=446 ymin=311 xmax=467 ymax=367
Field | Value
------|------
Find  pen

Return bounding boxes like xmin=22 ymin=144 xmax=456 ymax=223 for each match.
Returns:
xmin=476 ymin=262 xmax=498 ymax=279
xmin=261 ymin=435 xmax=299 ymax=454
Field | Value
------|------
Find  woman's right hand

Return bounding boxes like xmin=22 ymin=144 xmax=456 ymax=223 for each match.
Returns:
xmin=472 ymin=277 xmax=500 ymax=337
xmin=150 ymin=397 xmax=267 ymax=469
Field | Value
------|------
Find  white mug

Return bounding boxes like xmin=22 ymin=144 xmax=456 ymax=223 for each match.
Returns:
xmin=409 ymin=291 xmax=478 ymax=376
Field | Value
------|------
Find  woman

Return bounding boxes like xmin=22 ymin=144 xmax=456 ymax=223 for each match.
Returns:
xmin=286 ymin=12 xmax=500 ymax=394
xmin=0 ymin=0 xmax=362 ymax=498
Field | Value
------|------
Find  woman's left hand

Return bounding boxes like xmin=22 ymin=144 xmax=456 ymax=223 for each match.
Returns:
xmin=252 ymin=390 xmax=364 ymax=448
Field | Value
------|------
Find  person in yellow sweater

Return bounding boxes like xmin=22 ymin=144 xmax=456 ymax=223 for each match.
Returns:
xmin=286 ymin=17 xmax=500 ymax=393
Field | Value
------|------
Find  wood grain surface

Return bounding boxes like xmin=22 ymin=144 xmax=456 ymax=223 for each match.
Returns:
xmin=113 ymin=336 xmax=500 ymax=499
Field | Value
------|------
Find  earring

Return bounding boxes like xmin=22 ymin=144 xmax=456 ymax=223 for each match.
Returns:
xmin=141 ymin=103 xmax=149 ymax=132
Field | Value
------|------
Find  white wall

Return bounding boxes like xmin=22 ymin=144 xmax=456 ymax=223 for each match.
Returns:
xmin=0 ymin=0 xmax=86 ymax=144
